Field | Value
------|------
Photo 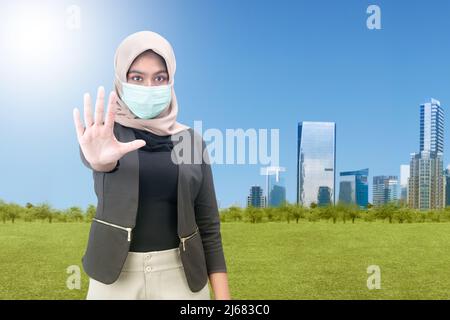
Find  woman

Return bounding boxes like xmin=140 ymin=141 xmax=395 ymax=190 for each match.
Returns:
xmin=72 ymin=31 xmax=230 ymax=300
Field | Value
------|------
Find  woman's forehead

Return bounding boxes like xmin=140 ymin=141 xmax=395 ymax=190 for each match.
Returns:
xmin=133 ymin=50 xmax=166 ymax=64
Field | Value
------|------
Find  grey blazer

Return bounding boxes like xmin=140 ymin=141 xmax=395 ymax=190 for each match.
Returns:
xmin=79 ymin=122 xmax=227 ymax=293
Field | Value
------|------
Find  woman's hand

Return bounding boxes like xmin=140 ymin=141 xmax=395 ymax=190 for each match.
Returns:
xmin=73 ymin=86 xmax=146 ymax=172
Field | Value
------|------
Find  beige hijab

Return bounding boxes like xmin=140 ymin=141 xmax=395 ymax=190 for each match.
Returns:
xmin=113 ymin=31 xmax=190 ymax=136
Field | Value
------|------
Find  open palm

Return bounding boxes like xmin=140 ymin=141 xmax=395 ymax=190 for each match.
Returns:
xmin=73 ymin=86 xmax=146 ymax=170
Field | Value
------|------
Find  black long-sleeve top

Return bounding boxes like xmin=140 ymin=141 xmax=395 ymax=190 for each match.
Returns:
xmin=128 ymin=127 xmax=180 ymax=252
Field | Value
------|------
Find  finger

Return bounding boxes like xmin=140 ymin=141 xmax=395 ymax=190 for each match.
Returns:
xmin=119 ymin=139 xmax=146 ymax=155
xmin=83 ymin=93 xmax=94 ymax=127
xmin=94 ymin=86 xmax=105 ymax=125
xmin=104 ymin=91 xmax=117 ymax=132
xmin=73 ymin=107 xmax=85 ymax=141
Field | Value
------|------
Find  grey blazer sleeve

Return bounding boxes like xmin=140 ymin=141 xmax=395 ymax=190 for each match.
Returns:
xmin=79 ymin=145 xmax=93 ymax=170
xmin=194 ymin=139 xmax=227 ymax=274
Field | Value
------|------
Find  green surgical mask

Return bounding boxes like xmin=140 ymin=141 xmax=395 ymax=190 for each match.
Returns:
xmin=121 ymin=82 xmax=173 ymax=119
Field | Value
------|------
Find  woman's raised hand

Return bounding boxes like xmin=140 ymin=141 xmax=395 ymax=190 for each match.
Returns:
xmin=73 ymin=86 xmax=146 ymax=172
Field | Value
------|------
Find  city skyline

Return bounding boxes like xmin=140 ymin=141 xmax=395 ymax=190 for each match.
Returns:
xmin=246 ymin=98 xmax=446 ymax=210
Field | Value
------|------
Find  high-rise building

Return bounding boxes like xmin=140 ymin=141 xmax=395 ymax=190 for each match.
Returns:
xmin=247 ymin=185 xmax=266 ymax=208
xmin=408 ymin=151 xmax=444 ymax=210
xmin=261 ymin=166 xmax=286 ymax=207
xmin=338 ymin=169 xmax=369 ymax=208
xmin=409 ymin=99 xmax=445 ymax=210
xmin=317 ymin=186 xmax=332 ymax=207
xmin=373 ymin=175 xmax=399 ymax=206
xmin=420 ymin=98 xmax=444 ymax=153
xmin=297 ymin=122 xmax=336 ymax=208
xmin=400 ymin=164 xmax=410 ymax=202
xmin=444 ymin=165 xmax=450 ymax=207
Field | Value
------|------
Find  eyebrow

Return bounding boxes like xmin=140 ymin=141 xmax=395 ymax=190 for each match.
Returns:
xmin=127 ymin=69 xmax=168 ymax=76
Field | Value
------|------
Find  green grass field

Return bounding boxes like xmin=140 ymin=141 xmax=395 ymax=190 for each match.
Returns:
xmin=1 ymin=220 xmax=450 ymax=299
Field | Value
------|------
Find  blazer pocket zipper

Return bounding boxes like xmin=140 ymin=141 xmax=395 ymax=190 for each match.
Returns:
xmin=179 ymin=226 xmax=200 ymax=252
xmin=92 ymin=218 xmax=133 ymax=242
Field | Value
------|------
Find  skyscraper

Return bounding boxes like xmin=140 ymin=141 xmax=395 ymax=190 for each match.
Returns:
xmin=445 ymin=165 xmax=450 ymax=207
xmin=261 ymin=166 xmax=286 ymax=207
xmin=400 ymin=164 xmax=410 ymax=202
xmin=297 ymin=122 xmax=336 ymax=207
xmin=420 ymin=98 xmax=444 ymax=153
xmin=247 ymin=185 xmax=266 ymax=208
xmin=373 ymin=175 xmax=399 ymax=206
xmin=338 ymin=169 xmax=369 ymax=208
xmin=409 ymin=99 xmax=445 ymax=210
xmin=408 ymin=151 xmax=444 ymax=210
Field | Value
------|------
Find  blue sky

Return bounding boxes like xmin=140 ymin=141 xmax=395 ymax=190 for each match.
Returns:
xmin=1 ymin=0 xmax=450 ymax=210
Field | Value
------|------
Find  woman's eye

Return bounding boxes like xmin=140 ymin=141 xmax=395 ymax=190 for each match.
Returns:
xmin=131 ymin=76 xmax=143 ymax=81
xmin=155 ymin=76 xmax=167 ymax=82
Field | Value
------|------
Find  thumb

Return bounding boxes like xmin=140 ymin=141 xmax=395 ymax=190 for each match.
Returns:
xmin=119 ymin=139 xmax=146 ymax=155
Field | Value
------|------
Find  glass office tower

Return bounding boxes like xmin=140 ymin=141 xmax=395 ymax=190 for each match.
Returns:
xmin=261 ymin=166 xmax=286 ymax=207
xmin=420 ymin=98 xmax=444 ymax=153
xmin=408 ymin=99 xmax=445 ymax=210
xmin=247 ymin=185 xmax=266 ymax=208
xmin=297 ymin=122 xmax=336 ymax=207
xmin=373 ymin=175 xmax=399 ymax=206
xmin=400 ymin=164 xmax=410 ymax=202
xmin=338 ymin=169 xmax=369 ymax=208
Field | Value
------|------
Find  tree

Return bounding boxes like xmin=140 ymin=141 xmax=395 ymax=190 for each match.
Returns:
xmin=394 ymin=207 xmax=412 ymax=223
xmin=319 ymin=204 xmax=338 ymax=223
xmin=336 ymin=202 xmax=361 ymax=223
xmin=263 ymin=207 xmax=276 ymax=222
xmin=350 ymin=207 xmax=361 ymax=223
xmin=6 ymin=203 xmax=22 ymax=223
xmin=23 ymin=205 xmax=36 ymax=222
xmin=279 ymin=203 xmax=295 ymax=223
xmin=306 ymin=207 xmax=320 ymax=222
xmin=427 ymin=210 xmax=442 ymax=223
xmin=335 ymin=202 xmax=350 ymax=223
xmin=291 ymin=204 xmax=306 ymax=223
xmin=66 ymin=206 xmax=84 ymax=222
xmin=33 ymin=202 xmax=53 ymax=222
xmin=362 ymin=208 xmax=376 ymax=222
xmin=418 ymin=210 xmax=427 ymax=223
xmin=374 ymin=202 xmax=398 ymax=223
xmin=229 ymin=206 xmax=243 ymax=222
xmin=279 ymin=202 xmax=306 ymax=223
xmin=244 ymin=206 xmax=263 ymax=223
xmin=0 ymin=200 xmax=8 ymax=223
xmin=86 ymin=204 xmax=97 ymax=223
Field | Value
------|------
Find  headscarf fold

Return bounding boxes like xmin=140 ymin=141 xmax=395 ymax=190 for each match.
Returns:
xmin=113 ymin=30 xmax=190 ymax=136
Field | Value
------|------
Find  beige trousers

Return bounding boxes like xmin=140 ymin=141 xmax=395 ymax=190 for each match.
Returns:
xmin=86 ymin=247 xmax=211 ymax=300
